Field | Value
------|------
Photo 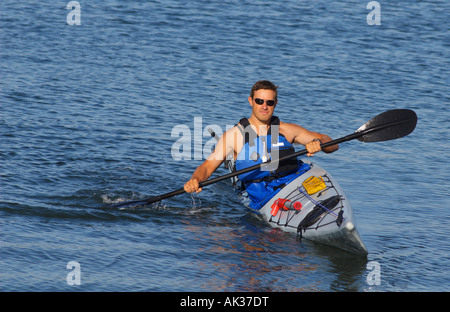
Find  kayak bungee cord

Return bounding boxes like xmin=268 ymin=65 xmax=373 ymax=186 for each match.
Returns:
xmin=268 ymin=173 xmax=344 ymax=231
xmin=297 ymin=188 xmax=342 ymax=220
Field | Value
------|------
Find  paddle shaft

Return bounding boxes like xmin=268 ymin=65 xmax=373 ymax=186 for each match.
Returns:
xmin=112 ymin=110 xmax=416 ymax=208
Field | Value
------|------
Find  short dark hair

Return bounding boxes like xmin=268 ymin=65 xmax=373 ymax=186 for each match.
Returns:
xmin=250 ymin=80 xmax=278 ymax=100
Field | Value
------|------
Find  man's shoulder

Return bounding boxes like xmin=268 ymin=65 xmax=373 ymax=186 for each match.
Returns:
xmin=222 ymin=124 xmax=243 ymax=140
xmin=279 ymin=120 xmax=299 ymax=130
xmin=278 ymin=120 xmax=305 ymax=143
xmin=279 ymin=120 xmax=304 ymax=129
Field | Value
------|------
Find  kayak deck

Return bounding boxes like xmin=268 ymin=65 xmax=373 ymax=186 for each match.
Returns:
xmin=230 ymin=162 xmax=368 ymax=256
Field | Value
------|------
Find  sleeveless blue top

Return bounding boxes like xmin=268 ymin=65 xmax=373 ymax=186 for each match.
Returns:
xmin=234 ymin=117 xmax=310 ymax=210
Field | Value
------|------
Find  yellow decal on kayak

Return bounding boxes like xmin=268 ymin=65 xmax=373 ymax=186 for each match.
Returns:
xmin=302 ymin=176 xmax=326 ymax=195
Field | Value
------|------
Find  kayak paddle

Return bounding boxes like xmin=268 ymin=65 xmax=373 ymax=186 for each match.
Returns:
xmin=111 ymin=109 xmax=417 ymax=209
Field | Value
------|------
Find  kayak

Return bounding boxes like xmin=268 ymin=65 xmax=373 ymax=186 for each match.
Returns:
xmin=224 ymin=155 xmax=368 ymax=256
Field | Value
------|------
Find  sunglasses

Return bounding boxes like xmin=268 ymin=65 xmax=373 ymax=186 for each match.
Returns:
xmin=254 ymin=98 xmax=276 ymax=106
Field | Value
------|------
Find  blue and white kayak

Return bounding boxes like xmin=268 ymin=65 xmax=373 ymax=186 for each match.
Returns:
xmin=226 ymin=157 xmax=368 ymax=256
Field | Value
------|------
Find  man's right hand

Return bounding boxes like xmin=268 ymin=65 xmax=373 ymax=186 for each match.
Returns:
xmin=184 ymin=178 xmax=202 ymax=193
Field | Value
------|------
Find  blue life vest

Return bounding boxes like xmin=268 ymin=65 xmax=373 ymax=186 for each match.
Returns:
xmin=235 ymin=116 xmax=310 ymax=210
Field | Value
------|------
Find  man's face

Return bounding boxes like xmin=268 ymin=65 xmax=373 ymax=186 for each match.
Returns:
xmin=248 ymin=89 xmax=277 ymax=123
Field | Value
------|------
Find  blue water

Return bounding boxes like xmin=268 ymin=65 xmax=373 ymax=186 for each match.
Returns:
xmin=1 ymin=0 xmax=449 ymax=292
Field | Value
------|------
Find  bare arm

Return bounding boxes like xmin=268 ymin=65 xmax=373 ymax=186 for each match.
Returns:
xmin=184 ymin=127 xmax=237 ymax=193
xmin=282 ymin=122 xmax=339 ymax=156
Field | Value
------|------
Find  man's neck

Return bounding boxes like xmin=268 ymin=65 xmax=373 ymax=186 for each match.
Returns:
xmin=248 ymin=115 xmax=271 ymax=127
xmin=248 ymin=115 xmax=271 ymax=136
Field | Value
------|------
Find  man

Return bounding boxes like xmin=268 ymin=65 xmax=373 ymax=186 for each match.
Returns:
xmin=184 ymin=80 xmax=338 ymax=209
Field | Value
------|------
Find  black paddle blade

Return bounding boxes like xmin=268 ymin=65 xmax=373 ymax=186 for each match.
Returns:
xmin=355 ymin=109 xmax=417 ymax=143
